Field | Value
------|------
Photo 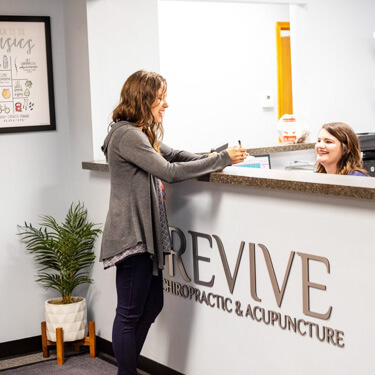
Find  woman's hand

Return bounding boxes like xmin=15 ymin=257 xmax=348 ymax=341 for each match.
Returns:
xmin=208 ymin=152 xmax=218 ymax=158
xmin=226 ymin=146 xmax=248 ymax=164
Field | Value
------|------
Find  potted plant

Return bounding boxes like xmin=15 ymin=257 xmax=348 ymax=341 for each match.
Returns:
xmin=18 ymin=202 xmax=102 ymax=342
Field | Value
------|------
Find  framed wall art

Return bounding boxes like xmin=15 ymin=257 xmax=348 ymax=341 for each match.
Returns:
xmin=0 ymin=15 xmax=56 ymax=133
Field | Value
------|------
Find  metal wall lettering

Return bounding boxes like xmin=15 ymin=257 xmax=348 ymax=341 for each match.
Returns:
xmin=163 ymin=277 xmax=344 ymax=348
xmin=167 ymin=227 xmax=333 ymax=321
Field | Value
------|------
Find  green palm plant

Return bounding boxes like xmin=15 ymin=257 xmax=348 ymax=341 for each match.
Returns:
xmin=18 ymin=202 xmax=102 ymax=304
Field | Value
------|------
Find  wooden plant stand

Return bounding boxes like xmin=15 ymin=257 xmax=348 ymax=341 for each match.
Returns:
xmin=41 ymin=321 xmax=96 ymax=365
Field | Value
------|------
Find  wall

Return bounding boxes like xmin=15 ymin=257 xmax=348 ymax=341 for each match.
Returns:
xmin=291 ymin=0 xmax=375 ymax=141
xmin=158 ymin=1 xmax=290 ymax=152
xmin=86 ymin=0 xmax=161 ymax=160
xmin=61 ymin=0 xmax=113 ymax=339
xmin=0 ymin=0 xmax=72 ymax=342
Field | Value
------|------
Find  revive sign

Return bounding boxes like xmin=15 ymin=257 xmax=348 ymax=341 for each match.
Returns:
xmin=164 ymin=227 xmax=344 ymax=348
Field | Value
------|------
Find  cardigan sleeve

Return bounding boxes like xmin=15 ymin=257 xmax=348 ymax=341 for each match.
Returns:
xmin=160 ymin=143 xmax=207 ymax=162
xmin=116 ymin=128 xmax=231 ymax=183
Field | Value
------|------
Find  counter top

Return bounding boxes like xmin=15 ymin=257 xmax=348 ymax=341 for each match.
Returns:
xmin=210 ymin=167 xmax=375 ymax=200
xmin=243 ymin=142 xmax=315 ymax=155
xmin=82 ymin=160 xmax=375 ymax=200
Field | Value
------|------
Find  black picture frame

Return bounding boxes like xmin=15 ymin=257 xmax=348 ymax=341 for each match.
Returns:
xmin=0 ymin=15 xmax=56 ymax=133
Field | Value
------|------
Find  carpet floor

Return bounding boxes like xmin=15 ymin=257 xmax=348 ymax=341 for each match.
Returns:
xmin=0 ymin=353 xmax=118 ymax=374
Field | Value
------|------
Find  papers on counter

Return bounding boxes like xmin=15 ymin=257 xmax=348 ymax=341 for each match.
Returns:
xmin=229 ymin=155 xmax=271 ymax=169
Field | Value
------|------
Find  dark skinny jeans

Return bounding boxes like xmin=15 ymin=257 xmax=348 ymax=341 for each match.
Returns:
xmin=112 ymin=253 xmax=163 ymax=375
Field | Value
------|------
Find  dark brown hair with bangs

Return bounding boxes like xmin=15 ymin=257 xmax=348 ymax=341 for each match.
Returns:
xmin=112 ymin=70 xmax=167 ymax=153
xmin=316 ymin=122 xmax=368 ymax=175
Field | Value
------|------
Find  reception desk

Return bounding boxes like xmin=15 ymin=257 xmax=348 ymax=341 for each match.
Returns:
xmin=82 ymin=159 xmax=375 ymax=200
xmin=83 ymin=158 xmax=375 ymax=374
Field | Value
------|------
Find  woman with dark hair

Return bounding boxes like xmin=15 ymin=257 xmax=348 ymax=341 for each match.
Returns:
xmin=100 ymin=70 xmax=247 ymax=375
xmin=315 ymin=122 xmax=368 ymax=176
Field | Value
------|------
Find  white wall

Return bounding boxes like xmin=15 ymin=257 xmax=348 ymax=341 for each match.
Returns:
xmin=158 ymin=1 xmax=289 ymax=152
xmin=86 ymin=0 xmax=161 ymax=160
xmin=0 ymin=0 xmax=72 ymax=342
xmin=62 ymin=0 xmax=114 ymax=340
xmin=291 ymin=0 xmax=375 ymax=141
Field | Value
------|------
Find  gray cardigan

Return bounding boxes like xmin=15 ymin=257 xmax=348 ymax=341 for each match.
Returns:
xmin=100 ymin=121 xmax=232 ymax=274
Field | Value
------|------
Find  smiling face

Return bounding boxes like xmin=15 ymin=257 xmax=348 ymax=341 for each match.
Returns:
xmin=315 ymin=128 xmax=344 ymax=174
xmin=151 ymin=85 xmax=168 ymax=124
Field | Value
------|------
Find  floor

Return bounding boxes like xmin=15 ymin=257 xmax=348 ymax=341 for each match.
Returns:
xmin=0 ymin=351 xmax=66 ymax=371
xmin=0 ymin=350 xmax=150 ymax=374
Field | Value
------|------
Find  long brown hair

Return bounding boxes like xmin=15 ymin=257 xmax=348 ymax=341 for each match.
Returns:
xmin=316 ymin=122 xmax=368 ymax=175
xmin=112 ymin=70 xmax=167 ymax=153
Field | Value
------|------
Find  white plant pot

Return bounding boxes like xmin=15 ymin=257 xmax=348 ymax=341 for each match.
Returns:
xmin=45 ymin=297 xmax=88 ymax=342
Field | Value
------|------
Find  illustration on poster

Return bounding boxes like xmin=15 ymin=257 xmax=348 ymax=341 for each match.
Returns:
xmin=2 ymin=88 xmax=10 ymax=99
xmin=0 ymin=105 xmax=10 ymax=114
xmin=3 ymin=55 xmax=8 ymax=68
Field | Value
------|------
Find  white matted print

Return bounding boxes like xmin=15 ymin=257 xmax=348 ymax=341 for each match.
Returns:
xmin=0 ymin=16 xmax=55 ymax=133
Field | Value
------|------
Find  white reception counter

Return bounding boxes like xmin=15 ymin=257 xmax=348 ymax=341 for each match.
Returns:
xmin=83 ymin=160 xmax=375 ymax=374
xmin=143 ymin=176 xmax=375 ymax=374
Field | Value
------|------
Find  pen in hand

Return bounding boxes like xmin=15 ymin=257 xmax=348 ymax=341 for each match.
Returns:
xmin=237 ymin=139 xmax=248 ymax=160
xmin=226 ymin=141 xmax=247 ymax=163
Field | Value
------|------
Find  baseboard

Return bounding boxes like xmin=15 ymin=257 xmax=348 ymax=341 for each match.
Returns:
xmin=0 ymin=336 xmax=42 ymax=359
xmin=96 ymin=336 xmax=115 ymax=357
xmin=138 ymin=356 xmax=184 ymax=375
xmin=96 ymin=336 xmax=184 ymax=375
xmin=1 ymin=335 xmax=184 ymax=375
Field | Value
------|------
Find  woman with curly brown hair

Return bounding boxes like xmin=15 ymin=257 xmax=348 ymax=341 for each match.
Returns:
xmin=315 ymin=122 xmax=368 ymax=176
xmin=100 ymin=70 xmax=247 ymax=375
